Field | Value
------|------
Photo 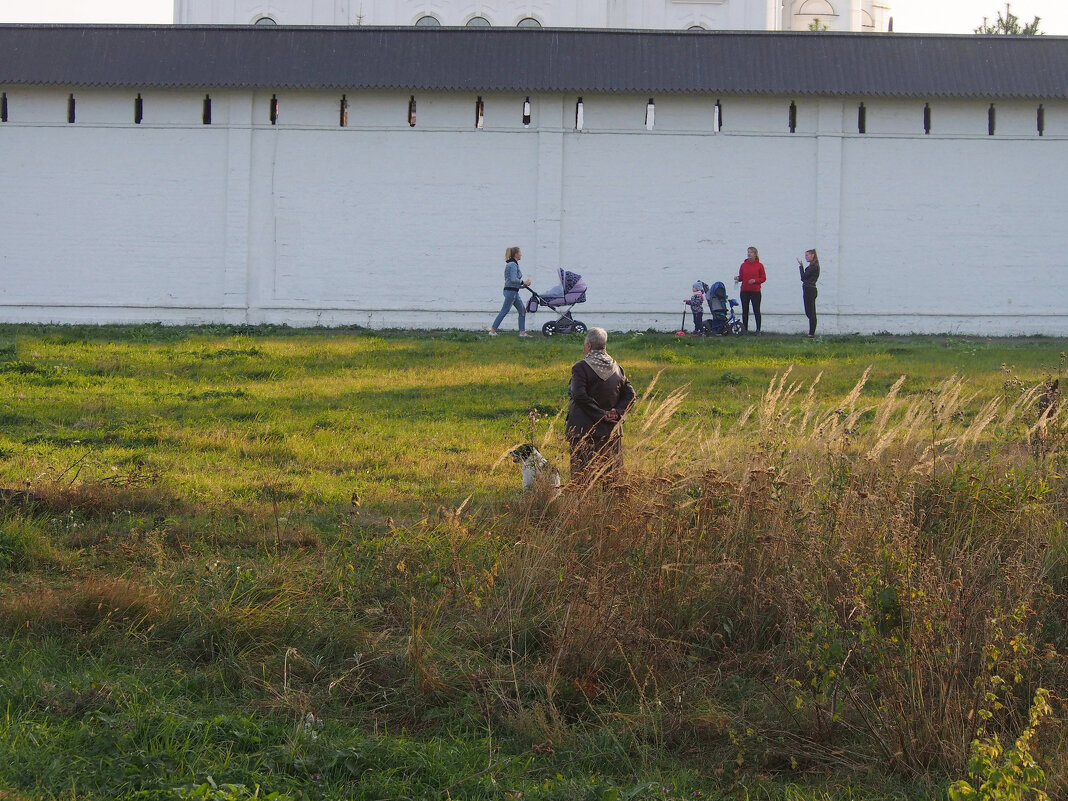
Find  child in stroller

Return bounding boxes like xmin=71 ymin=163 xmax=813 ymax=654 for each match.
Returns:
xmin=702 ymin=281 xmax=744 ymax=336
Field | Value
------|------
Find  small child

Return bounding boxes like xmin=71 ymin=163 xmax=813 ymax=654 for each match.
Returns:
xmin=684 ymin=282 xmax=705 ymax=334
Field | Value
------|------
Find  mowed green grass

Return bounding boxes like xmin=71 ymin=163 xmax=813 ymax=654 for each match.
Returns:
xmin=0 ymin=324 xmax=1065 ymax=801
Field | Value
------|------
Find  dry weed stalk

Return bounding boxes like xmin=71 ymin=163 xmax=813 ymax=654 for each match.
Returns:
xmin=493 ymin=368 xmax=1068 ymax=775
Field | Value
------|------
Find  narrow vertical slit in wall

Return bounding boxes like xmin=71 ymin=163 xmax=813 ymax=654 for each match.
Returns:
xmin=575 ymin=97 xmax=584 ymax=131
xmin=858 ymin=102 xmax=867 ymax=134
xmin=340 ymin=94 xmax=348 ymax=127
xmin=134 ymin=93 xmax=143 ymax=124
xmin=1037 ymin=104 xmax=1045 ymax=136
xmin=1 ymin=92 xmax=7 ymax=123
xmin=988 ymin=103 xmax=996 ymax=136
xmin=522 ymin=96 xmax=531 ymax=127
xmin=645 ymin=98 xmax=655 ymax=130
xmin=203 ymin=94 xmax=212 ymax=125
xmin=923 ymin=103 xmax=931 ymax=135
xmin=408 ymin=96 xmax=417 ymax=127
xmin=788 ymin=101 xmax=797 ymax=133
xmin=475 ymin=96 xmax=484 ymax=129
xmin=270 ymin=94 xmax=279 ymax=125
xmin=713 ymin=100 xmax=722 ymax=132
xmin=67 ymin=93 xmax=75 ymax=124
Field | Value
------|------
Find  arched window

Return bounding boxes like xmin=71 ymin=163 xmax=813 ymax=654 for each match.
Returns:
xmin=688 ymin=25 xmax=706 ymax=30
xmin=415 ymin=15 xmax=441 ymax=27
xmin=798 ymin=0 xmax=836 ymax=15
xmin=861 ymin=10 xmax=874 ymax=28
xmin=517 ymin=17 xmax=542 ymax=28
xmin=466 ymin=16 xmax=491 ymax=27
xmin=253 ymin=16 xmax=277 ymax=26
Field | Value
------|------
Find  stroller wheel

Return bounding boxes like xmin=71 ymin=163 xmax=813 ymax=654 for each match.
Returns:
xmin=730 ymin=320 xmax=743 ymax=336
xmin=572 ymin=322 xmax=587 ymax=336
xmin=542 ymin=321 xmax=558 ymax=337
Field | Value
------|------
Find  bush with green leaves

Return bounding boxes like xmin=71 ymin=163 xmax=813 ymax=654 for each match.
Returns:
xmin=949 ymin=689 xmax=1052 ymax=801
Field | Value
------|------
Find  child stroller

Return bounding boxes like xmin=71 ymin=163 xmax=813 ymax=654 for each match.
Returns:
xmin=703 ymin=281 xmax=743 ymax=336
xmin=525 ymin=268 xmax=588 ymax=337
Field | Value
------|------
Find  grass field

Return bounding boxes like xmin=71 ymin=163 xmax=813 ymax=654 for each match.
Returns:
xmin=0 ymin=325 xmax=1066 ymax=800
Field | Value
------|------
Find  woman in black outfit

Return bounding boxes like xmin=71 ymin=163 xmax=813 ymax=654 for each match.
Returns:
xmin=798 ymin=249 xmax=820 ymax=337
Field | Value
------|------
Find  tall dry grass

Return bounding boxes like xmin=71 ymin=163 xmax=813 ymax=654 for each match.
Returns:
xmin=490 ymin=368 xmax=1068 ymax=777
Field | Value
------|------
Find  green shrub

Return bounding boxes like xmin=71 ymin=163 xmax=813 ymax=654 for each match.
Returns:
xmin=949 ymin=689 xmax=1052 ymax=801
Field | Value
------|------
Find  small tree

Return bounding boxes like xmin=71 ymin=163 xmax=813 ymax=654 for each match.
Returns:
xmin=975 ymin=3 xmax=1042 ymax=35
xmin=808 ymin=17 xmax=829 ymax=31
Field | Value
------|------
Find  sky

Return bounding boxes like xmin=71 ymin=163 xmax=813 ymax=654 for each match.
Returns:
xmin=0 ymin=0 xmax=1066 ymax=34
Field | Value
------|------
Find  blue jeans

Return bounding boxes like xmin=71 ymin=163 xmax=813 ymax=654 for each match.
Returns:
xmin=492 ymin=289 xmax=526 ymax=331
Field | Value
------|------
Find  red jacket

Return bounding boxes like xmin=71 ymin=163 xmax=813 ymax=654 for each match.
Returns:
xmin=737 ymin=260 xmax=766 ymax=292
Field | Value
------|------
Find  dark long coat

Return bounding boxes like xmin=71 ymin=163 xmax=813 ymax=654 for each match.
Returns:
xmin=566 ymin=358 xmax=636 ymax=476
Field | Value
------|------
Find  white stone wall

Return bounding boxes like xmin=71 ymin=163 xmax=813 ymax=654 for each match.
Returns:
xmin=174 ymin=0 xmax=889 ymax=30
xmin=0 ymin=87 xmax=1064 ymax=334
xmin=174 ymin=0 xmax=342 ymax=25
xmin=786 ymin=0 xmax=889 ymax=31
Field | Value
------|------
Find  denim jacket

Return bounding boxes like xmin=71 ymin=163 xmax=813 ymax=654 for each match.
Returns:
xmin=504 ymin=260 xmax=523 ymax=291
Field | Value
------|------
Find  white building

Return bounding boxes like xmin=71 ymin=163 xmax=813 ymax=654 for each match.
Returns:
xmin=0 ymin=26 xmax=1064 ymax=335
xmin=174 ymin=0 xmax=893 ymax=32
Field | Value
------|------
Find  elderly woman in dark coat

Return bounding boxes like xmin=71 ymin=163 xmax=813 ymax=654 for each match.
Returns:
xmin=566 ymin=327 xmax=636 ymax=481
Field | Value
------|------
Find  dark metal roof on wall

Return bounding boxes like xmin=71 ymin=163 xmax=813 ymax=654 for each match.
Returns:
xmin=0 ymin=25 xmax=1066 ymax=99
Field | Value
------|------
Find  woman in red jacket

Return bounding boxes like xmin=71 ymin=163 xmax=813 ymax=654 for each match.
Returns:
xmin=734 ymin=246 xmax=766 ymax=334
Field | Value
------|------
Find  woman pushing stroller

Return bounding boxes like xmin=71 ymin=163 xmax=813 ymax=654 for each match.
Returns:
xmin=489 ymin=246 xmax=531 ymax=337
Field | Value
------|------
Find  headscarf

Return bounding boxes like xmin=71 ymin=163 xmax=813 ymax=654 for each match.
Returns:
xmin=583 ymin=349 xmax=619 ymax=380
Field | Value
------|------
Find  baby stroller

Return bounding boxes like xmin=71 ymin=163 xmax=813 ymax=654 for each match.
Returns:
xmin=525 ymin=268 xmax=588 ymax=337
xmin=703 ymin=281 xmax=743 ymax=336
